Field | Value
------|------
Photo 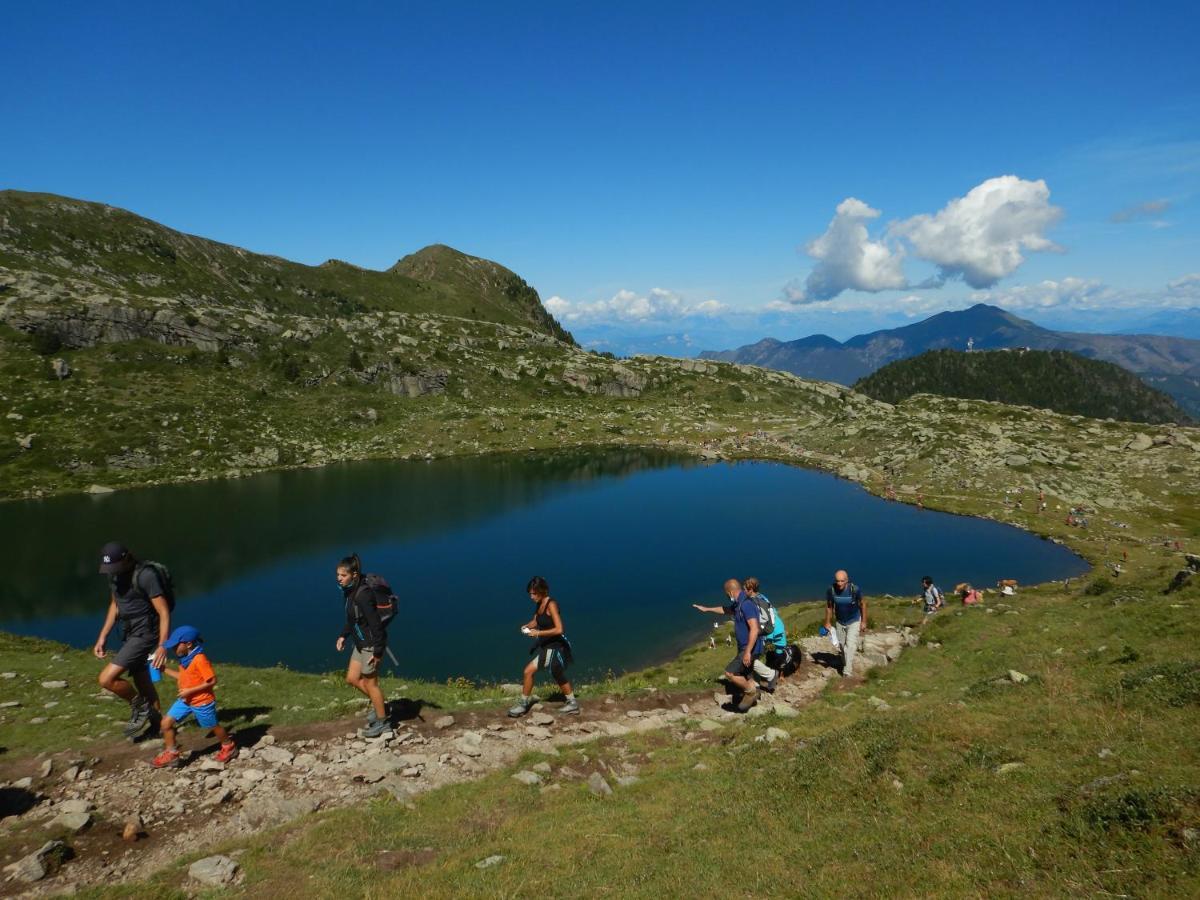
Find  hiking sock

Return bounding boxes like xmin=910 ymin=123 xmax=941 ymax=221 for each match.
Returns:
xmin=564 ymin=693 xmax=575 ymax=703
xmin=521 ymin=694 xmax=532 ymax=706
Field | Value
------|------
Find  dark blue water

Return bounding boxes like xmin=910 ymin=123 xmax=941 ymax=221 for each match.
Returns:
xmin=0 ymin=451 xmax=1087 ymax=680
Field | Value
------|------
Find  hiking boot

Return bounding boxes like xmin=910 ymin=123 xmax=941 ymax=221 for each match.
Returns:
xmin=735 ymin=688 xmax=758 ymax=712
xmin=214 ymin=741 xmax=238 ymax=764
xmin=152 ymin=748 xmax=182 ymax=769
xmin=761 ymin=673 xmax=779 ymax=694
xmin=362 ymin=718 xmax=391 ymax=738
xmin=507 ymin=698 xmax=534 ymax=718
xmin=366 ymin=708 xmax=380 ymax=725
xmin=123 ymin=697 xmax=150 ymax=737
xmin=560 ymin=698 xmax=580 ymax=715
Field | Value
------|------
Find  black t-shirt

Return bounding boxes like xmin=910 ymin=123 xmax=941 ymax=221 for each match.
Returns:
xmin=110 ymin=566 xmax=166 ymax=638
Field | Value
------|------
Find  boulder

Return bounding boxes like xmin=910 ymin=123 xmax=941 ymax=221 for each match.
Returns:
xmin=47 ymin=811 xmax=91 ymax=833
xmin=188 ymin=854 xmax=240 ymax=887
xmin=511 ymin=770 xmax=542 ymax=786
xmin=433 ymin=715 xmax=455 ymax=730
xmin=1124 ymin=433 xmax=1154 ymax=451
xmin=3 ymin=840 xmax=67 ymax=883
xmin=764 ymin=727 xmax=790 ymax=744
xmin=587 ymin=772 xmax=613 ymax=797
xmin=1008 ymin=670 xmax=1030 ymax=684
xmin=255 ymin=745 xmax=294 ymax=766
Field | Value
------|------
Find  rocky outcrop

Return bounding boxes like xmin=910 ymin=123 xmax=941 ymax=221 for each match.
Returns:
xmin=387 ymin=370 xmax=449 ymax=398
xmin=1165 ymin=553 xmax=1200 ymax=594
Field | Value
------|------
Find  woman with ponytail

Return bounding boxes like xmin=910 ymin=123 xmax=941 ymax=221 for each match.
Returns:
xmin=335 ymin=553 xmax=390 ymax=737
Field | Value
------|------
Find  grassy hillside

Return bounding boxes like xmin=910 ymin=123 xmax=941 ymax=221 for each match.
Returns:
xmin=0 ymin=190 xmax=571 ymax=338
xmin=854 ymin=348 xmax=1191 ymax=424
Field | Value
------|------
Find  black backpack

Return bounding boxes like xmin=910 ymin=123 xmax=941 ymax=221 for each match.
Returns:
xmin=361 ymin=573 xmax=398 ymax=628
xmin=135 ymin=560 xmax=176 ymax=613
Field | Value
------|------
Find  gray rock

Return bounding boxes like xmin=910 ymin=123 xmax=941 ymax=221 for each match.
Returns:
xmin=255 ymin=745 xmax=294 ymax=766
xmin=511 ymin=770 xmax=542 ymax=786
xmin=1005 ymin=455 xmax=1030 ymax=467
xmin=764 ymin=727 xmax=790 ymax=744
xmin=475 ymin=855 xmax=505 ymax=869
xmin=529 ymin=712 xmax=555 ymax=726
xmin=40 ymin=680 xmax=68 ymax=689
xmin=47 ymin=811 xmax=91 ymax=833
xmin=56 ymin=799 xmax=93 ymax=815
xmin=524 ymin=726 xmax=552 ymax=740
xmin=587 ymin=772 xmax=613 ymax=797
xmin=188 ymin=854 xmax=240 ymax=887
xmin=0 ymin=700 xmax=20 ymax=709
xmin=433 ymin=715 xmax=455 ymax=730
xmin=867 ymin=696 xmax=892 ymax=711
xmin=38 ymin=758 xmax=52 ymax=777
xmin=240 ymin=768 xmax=266 ymax=784
xmin=996 ymin=762 xmax=1025 ymax=775
xmin=531 ymin=762 xmax=552 ymax=775
xmin=615 ymin=775 xmax=641 ymax=787
xmin=4 ymin=840 xmax=66 ymax=883
xmin=1008 ymin=670 xmax=1030 ymax=684
xmin=51 ymin=358 xmax=72 ymax=379
xmin=1124 ymin=433 xmax=1154 ymax=451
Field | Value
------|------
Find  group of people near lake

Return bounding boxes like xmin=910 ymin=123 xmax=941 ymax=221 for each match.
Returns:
xmin=91 ymin=539 xmax=965 ymax=768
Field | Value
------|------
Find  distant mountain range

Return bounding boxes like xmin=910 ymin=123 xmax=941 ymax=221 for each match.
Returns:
xmin=700 ymin=304 xmax=1200 ymax=417
xmin=854 ymin=349 xmax=1191 ymax=425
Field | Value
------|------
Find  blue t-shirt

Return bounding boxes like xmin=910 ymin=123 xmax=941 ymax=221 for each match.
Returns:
xmin=827 ymin=583 xmax=863 ymax=625
xmin=724 ymin=592 xmax=765 ymax=655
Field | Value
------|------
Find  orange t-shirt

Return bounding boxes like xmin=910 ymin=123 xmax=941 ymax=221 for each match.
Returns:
xmin=178 ymin=652 xmax=216 ymax=707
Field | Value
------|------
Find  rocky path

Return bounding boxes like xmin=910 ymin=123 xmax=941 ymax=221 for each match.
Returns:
xmin=1 ymin=629 xmax=916 ymax=895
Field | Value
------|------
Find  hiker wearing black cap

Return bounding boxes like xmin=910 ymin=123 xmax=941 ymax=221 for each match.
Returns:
xmin=94 ymin=542 xmax=172 ymax=738
xmin=335 ymin=554 xmax=392 ymax=738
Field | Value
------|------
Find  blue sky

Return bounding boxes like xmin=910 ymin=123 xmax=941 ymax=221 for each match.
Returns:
xmin=3 ymin=1 xmax=1199 ymax=353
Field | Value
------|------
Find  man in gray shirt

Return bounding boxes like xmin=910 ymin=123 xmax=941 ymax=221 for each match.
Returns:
xmin=94 ymin=542 xmax=171 ymax=738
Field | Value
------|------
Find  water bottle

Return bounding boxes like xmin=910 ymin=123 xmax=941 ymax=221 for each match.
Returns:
xmin=147 ymin=652 xmax=162 ymax=683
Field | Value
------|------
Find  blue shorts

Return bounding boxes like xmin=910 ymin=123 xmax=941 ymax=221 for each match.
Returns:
xmin=166 ymin=698 xmax=219 ymax=729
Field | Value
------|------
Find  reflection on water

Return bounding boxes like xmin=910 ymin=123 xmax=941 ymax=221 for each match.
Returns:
xmin=0 ymin=450 xmax=1088 ymax=681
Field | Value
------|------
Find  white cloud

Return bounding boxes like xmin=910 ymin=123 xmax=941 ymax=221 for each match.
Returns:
xmin=795 ymin=198 xmax=908 ymax=302
xmin=891 ymin=176 xmax=1063 ymax=289
xmin=1167 ymin=272 xmax=1200 ymax=299
xmin=1111 ymin=198 xmax=1172 ymax=223
xmin=546 ymin=288 xmax=727 ymax=324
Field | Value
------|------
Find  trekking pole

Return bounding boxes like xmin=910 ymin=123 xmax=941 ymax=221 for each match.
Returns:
xmin=384 ymin=646 xmax=399 ymax=667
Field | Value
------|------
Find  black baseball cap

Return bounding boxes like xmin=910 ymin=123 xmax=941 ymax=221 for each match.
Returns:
xmin=99 ymin=541 xmax=134 ymax=574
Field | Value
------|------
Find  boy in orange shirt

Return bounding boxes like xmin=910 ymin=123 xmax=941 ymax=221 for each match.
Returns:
xmin=152 ymin=625 xmax=237 ymax=768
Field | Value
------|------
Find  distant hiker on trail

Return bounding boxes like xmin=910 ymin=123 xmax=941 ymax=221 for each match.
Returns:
xmin=921 ymin=576 xmax=944 ymax=615
xmin=824 ymin=571 xmax=866 ymax=678
xmin=509 ymin=576 xmax=579 ymax=717
xmin=335 ymin=554 xmax=395 ymax=738
xmin=744 ymin=577 xmax=790 ymax=692
xmin=94 ymin=542 xmax=172 ymax=740
xmin=152 ymin=625 xmax=237 ymax=768
xmin=692 ymin=578 xmax=763 ymax=711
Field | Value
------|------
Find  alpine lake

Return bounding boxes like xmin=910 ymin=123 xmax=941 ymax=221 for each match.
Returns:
xmin=0 ymin=450 xmax=1088 ymax=682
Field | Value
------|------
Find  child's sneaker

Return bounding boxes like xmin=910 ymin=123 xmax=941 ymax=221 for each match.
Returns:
xmin=152 ymin=748 xmax=182 ymax=769
xmin=214 ymin=741 xmax=238 ymax=764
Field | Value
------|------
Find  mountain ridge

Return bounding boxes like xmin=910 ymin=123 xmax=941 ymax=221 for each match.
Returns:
xmin=0 ymin=190 xmax=573 ymax=343
xmin=700 ymin=303 xmax=1200 ymax=416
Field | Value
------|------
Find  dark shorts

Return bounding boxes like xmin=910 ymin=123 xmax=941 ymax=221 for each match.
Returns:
xmin=725 ymin=654 xmax=754 ymax=677
xmin=113 ymin=634 xmax=158 ymax=673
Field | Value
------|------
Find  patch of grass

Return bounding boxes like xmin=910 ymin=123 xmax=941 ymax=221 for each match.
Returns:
xmin=1117 ymin=660 xmax=1200 ymax=707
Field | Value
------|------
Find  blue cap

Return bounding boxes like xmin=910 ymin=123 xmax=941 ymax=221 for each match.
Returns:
xmin=164 ymin=625 xmax=201 ymax=648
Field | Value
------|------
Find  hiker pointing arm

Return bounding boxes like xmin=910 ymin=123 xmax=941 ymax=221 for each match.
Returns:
xmin=692 ymin=603 xmax=730 ymax=615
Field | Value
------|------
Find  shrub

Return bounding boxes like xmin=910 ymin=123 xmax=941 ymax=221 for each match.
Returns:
xmin=29 ymin=329 xmax=63 ymax=356
xmin=1084 ymin=576 xmax=1114 ymax=596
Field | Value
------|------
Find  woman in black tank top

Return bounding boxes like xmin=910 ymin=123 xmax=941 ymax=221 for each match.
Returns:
xmin=508 ymin=576 xmax=580 ymax=717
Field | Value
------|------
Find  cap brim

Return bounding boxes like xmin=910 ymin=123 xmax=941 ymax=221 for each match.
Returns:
xmin=99 ymin=559 xmax=133 ymax=574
